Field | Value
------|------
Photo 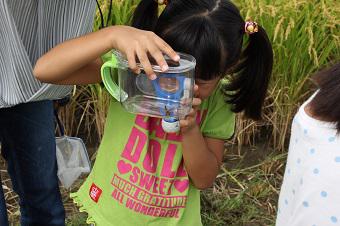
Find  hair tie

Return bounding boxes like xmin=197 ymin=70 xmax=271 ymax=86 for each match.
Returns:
xmin=244 ymin=21 xmax=258 ymax=35
xmin=156 ymin=0 xmax=168 ymax=5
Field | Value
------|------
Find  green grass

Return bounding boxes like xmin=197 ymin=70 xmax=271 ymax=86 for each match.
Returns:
xmin=200 ymin=143 xmax=285 ymax=226
xmin=66 ymin=212 xmax=88 ymax=226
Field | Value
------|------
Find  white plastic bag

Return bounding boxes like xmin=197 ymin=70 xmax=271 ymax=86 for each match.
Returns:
xmin=56 ymin=136 xmax=91 ymax=189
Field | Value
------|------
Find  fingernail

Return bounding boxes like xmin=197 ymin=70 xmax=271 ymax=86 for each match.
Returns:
xmin=150 ymin=74 xmax=157 ymax=80
xmin=162 ymin=65 xmax=169 ymax=71
xmin=174 ymin=55 xmax=180 ymax=61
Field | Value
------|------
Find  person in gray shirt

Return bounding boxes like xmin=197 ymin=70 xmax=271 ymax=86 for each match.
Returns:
xmin=0 ymin=1 xmax=178 ymax=225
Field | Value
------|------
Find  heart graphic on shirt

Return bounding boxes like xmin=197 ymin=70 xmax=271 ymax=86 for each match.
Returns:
xmin=173 ymin=179 xmax=189 ymax=193
xmin=117 ymin=160 xmax=132 ymax=175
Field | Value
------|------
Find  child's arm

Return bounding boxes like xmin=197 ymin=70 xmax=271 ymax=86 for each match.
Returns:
xmin=180 ymin=87 xmax=225 ymax=190
xmin=34 ymin=25 xmax=179 ymax=85
xmin=181 ymin=126 xmax=224 ymax=190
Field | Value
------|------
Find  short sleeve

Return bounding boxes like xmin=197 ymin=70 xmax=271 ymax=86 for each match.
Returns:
xmin=199 ymin=82 xmax=235 ymax=140
xmin=37 ymin=1 xmax=96 ymax=55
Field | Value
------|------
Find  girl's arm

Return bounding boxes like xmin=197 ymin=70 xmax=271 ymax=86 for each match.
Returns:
xmin=34 ymin=25 xmax=179 ymax=85
xmin=180 ymin=90 xmax=225 ymax=190
xmin=180 ymin=116 xmax=224 ymax=190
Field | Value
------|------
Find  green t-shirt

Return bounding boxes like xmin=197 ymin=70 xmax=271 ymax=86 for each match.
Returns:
xmin=71 ymin=80 xmax=235 ymax=226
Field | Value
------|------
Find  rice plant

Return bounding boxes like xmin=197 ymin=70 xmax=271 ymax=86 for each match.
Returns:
xmin=233 ymin=0 xmax=340 ymax=151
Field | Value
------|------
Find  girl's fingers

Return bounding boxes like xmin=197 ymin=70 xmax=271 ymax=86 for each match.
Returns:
xmin=180 ymin=115 xmax=196 ymax=129
xmin=153 ymin=35 xmax=180 ymax=62
xmin=126 ymin=51 xmax=140 ymax=74
xmin=194 ymin=84 xmax=199 ymax=97
xmin=124 ymin=31 xmax=179 ymax=79
xmin=147 ymin=44 xmax=168 ymax=72
xmin=192 ymin=98 xmax=202 ymax=107
xmin=181 ymin=109 xmax=196 ymax=126
xmin=179 ymin=119 xmax=189 ymax=128
xmin=187 ymin=108 xmax=196 ymax=117
xmin=136 ymin=46 xmax=156 ymax=80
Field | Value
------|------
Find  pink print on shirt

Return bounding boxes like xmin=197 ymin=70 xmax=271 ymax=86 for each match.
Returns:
xmin=111 ymin=110 xmax=207 ymax=218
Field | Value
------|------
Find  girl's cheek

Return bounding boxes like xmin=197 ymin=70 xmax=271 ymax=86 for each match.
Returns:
xmin=198 ymin=91 xmax=209 ymax=100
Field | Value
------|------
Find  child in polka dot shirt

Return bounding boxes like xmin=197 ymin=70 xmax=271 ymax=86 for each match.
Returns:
xmin=276 ymin=63 xmax=340 ymax=226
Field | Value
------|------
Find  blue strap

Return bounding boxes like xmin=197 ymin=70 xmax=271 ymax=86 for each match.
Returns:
xmin=152 ymin=74 xmax=185 ymax=118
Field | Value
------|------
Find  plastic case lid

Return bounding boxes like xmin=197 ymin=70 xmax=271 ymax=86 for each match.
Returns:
xmin=112 ymin=50 xmax=196 ymax=73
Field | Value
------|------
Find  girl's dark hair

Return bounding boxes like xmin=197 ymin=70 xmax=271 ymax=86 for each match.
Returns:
xmin=309 ymin=63 xmax=340 ymax=133
xmin=132 ymin=0 xmax=273 ymax=120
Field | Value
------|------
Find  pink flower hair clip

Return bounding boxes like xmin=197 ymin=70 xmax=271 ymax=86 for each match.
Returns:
xmin=244 ymin=21 xmax=259 ymax=35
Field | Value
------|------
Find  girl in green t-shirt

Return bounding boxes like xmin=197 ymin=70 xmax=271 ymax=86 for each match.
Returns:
xmin=34 ymin=0 xmax=273 ymax=225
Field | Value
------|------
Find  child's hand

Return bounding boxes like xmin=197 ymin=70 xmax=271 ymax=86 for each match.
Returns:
xmin=180 ymin=85 xmax=201 ymax=133
xmin=110 ymin=25 xmax=180 ymax=80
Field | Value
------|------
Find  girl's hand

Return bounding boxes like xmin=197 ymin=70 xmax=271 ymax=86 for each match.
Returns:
xmin=180 ymin=85 xmax=201 ymax=133
xmin=110 ymin=25 xmax=180 ymax=80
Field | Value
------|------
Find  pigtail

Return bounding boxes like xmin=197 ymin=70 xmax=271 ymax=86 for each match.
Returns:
xmin=132 ymin=0 xmax=159 ymax=30
xmin=310 ymin=63 xmax=340 ymax=134
xmin=227 ymin=26 xmax=273 ymax=120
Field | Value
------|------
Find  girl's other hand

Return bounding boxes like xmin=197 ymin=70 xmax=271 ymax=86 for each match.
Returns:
xmin=180 ymin=85 xmax=201 ymax=132
xmin=110 ymin=25 xmax=180 ymax=80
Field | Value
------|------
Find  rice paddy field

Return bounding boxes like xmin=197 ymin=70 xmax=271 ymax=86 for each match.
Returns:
xmin=1 ymin=0 xmax=339 ymax=225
